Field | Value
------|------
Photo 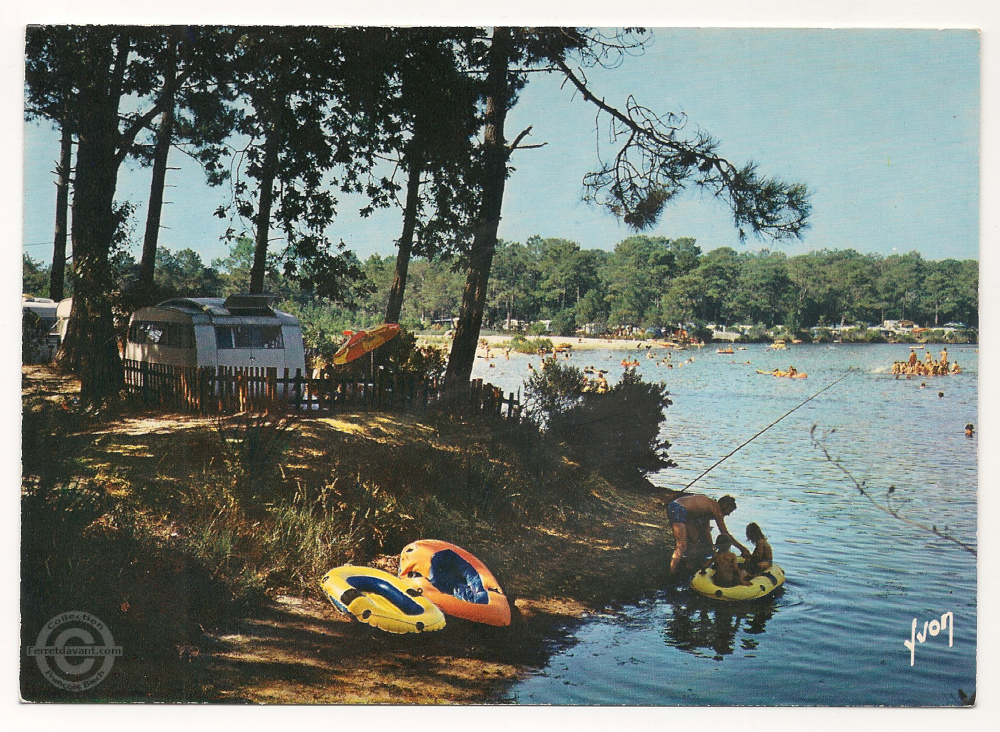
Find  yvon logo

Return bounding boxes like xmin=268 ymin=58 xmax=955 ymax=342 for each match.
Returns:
xmin=903 ymin=611 xmax=954 ymax=667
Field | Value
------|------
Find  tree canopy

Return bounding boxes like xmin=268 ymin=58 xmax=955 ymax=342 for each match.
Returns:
xmin=25 ymin=25 xmax=824 ymax=400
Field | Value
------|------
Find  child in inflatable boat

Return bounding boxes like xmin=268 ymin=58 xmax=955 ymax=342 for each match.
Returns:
xmin=701 ymin=535 xmax=752 ymax=588
xmin=742 ymin=522 xmax=773 ymax=576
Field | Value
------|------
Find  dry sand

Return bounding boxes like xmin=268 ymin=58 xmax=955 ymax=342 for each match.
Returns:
xmin=419 ymin=334 xmax=706 ymax=353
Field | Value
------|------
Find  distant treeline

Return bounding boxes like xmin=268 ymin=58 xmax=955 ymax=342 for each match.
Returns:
xmin=361 ymin=235 xmax=978 ymax=334
xmin=24 ymin=234 xmax=978 ymax=340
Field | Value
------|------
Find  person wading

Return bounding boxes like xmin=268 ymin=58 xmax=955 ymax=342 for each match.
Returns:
xmin=667 ymin=494 xmax=748 ymax=575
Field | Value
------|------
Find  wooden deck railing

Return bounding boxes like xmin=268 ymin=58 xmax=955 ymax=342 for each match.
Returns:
xmin=122 ymin=360 xmax=520 ymax=420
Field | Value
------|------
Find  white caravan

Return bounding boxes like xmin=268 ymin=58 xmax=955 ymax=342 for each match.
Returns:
xmin=125 ymin=294 xmax=305 ymax=376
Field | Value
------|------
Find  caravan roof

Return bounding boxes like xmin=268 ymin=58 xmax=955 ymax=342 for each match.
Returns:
xmin=152 ymin=295 xmax=298 ymax=324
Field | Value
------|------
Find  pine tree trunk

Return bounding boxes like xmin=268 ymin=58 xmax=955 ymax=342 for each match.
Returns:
xmin=137 ymin=39 xmax=178 ymax=304
xmin=444 ymin=27 xmax=512 ymax=388
xmin=385 ymin=160 xmax=423 ymax=324
xmin=250 ymin=97 xmax=283 ymax=295
xmin=49 ymin=118 xmax=72 ymax=302
xmin=55 ymin=38 xmax=124 ymax=401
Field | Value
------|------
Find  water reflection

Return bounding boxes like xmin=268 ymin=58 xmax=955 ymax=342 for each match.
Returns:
xmin=660 ymin=592 xmax=778 ymax=660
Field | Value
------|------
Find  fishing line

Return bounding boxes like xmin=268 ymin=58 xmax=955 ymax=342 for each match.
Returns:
xmin=676 ymin=368 xmax=856 ymax=494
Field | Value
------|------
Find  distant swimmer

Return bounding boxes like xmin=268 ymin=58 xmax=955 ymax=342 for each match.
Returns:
xmin=965 ymin=423 xmax=975 ymax=437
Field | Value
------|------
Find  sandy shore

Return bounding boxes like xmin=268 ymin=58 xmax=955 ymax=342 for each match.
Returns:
xmin=419 ymin=334 xmax=706 ymax=353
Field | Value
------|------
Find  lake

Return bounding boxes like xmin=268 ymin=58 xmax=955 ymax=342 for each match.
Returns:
xmin=471 ymin=342 xmax=978 ymax=706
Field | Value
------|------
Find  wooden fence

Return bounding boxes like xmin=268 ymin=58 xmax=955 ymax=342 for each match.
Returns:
xmin=122 ymin=360 xmax=520 ymax=420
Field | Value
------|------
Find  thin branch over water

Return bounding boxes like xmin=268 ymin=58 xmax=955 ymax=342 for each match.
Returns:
xmin=810 ymin=425 xmax=977 ymax=556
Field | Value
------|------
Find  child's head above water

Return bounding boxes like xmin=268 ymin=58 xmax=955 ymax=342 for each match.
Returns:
xmin=746 ymin=522 xmax=766 ymax=543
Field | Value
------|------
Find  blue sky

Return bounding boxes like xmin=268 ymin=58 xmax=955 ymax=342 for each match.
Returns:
xmin=21 ymin=27 xmax=980 ymax=269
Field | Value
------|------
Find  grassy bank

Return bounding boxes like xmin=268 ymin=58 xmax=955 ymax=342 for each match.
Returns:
xmin=21 ymin=365 xmax=676 ymax=703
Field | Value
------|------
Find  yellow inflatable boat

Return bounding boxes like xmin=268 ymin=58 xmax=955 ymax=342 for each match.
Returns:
xmin=320 ymin=565 xmax=446 ymax=634
xmin=690 ymin=562 xmax=786 ymax=601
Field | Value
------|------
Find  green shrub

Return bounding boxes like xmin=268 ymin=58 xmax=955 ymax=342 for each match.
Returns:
xmin=548 ymin=367 xmax=675 ymax=482
xmin=499 ymin=334 xmax=554 ymax=354
xmin=523 ymin=357 xmax=588 ymax=429
xmin=738 ymin=324 xmax=770 ymax=343
xmin=811 ymin=328 xmax=833 ymax=343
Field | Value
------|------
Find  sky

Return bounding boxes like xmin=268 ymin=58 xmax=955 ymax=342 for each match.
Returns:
xmin=20 ymin=27 xmax=981 ymax=270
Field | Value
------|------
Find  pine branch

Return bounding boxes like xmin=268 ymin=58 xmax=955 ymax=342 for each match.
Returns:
xmin=810 ymin=425 xmax=977 ymax=556
xmin=553 ymin=56 xmax=811 ymax=238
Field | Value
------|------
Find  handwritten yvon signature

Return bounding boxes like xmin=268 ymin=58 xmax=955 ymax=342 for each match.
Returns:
xmin=904 ymin=612 xmax=954 ymax=666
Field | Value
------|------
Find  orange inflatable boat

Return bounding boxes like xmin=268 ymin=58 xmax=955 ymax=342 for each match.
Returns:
xmin=398 ymin=540 xmax=512 ymax=627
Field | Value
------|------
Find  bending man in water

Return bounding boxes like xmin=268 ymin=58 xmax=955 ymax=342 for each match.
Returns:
xmin=667 ymin=493 xmax=748 ymax=575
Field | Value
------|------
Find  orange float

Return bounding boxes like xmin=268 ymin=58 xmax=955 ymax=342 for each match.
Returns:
xmin=398 ymin=540 xmax=512 ymax=627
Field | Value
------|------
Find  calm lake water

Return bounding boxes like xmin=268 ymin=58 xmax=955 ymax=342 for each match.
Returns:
xmin=471 ymin=343 xmax=978 ymax=706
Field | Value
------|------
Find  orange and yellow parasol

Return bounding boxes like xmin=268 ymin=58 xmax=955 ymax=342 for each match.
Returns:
xmin=332 ymin=323 xmax=400 ymax=365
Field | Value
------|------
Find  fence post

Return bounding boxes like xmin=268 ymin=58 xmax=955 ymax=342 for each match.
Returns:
xmin=138 ymin=361 xmax=147 ymax=403
xmin=219 ymin=366 xmax=227 ymax=413
xmin=195 ymin=367 xmax=203 ymax=413
xmin=472 ymin=379 xmax=483 ymax=414
xmin=293 ymin=369 xmax=303 ymax=411
xmin=329 ymin=369 xmax=337 ymax=413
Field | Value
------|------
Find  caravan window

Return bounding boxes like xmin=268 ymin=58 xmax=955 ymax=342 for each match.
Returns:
xmin=129 ymin=321 xmax=195 ymax=348
xmin=215 ymin=325 xmax=284 ymax=350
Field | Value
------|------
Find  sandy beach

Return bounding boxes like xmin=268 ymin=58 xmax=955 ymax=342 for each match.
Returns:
xmin=418 ymin=333 xmax=706 ymax=353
